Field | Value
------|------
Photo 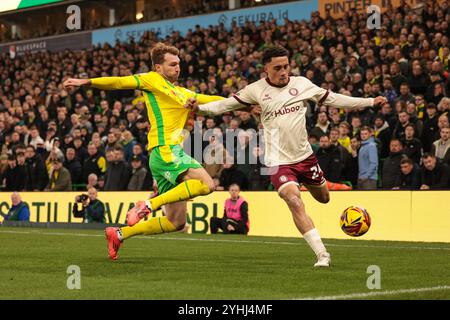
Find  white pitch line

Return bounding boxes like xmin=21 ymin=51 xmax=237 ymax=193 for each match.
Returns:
xmin=1 ymin=229 xmax=450 ymax=251
xmin=296 ymin=285 xmax=450 ymax=300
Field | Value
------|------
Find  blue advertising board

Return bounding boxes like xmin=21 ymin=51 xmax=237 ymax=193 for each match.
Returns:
xmin=92 ymin=0 xmax=317 ymax=45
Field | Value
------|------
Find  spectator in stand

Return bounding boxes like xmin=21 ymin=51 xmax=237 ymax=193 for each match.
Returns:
xmin=15 ymin=152 xmax=27 ymax=188
xmin=121 ymin=130 xmax=137 ymax=162
xmin=337 ymin=122 xmax=352 ymax=152
xmin=45 ymin=155 xmax=72 ymax=191
xmin=310 ymin=111 xmax=331 ymax=139
xmin=105 ymin=131 xmax=120 ymax=153
xmin=406 ymin=102 xmax=423 ymax=137
xmin=219 ymin=160 xmax=248 ymax=191
xmin=203 ymin=133 xmax=228 ymax=180
xmin=130 ymin=143 xmax=148 ymax=165
xmin=350 ymin=116 xmax=362 ymax=138
xmin=358 ymin=126 xmax=378 ymax=190
xmin=86 ymin=173 xmax=99 ymax=190
xmin=24 ymin=145 xmax=48 ymax=191
xmin=393 ymin=157 xmax=421 ymax=190
xmin=220 ymin=112 xmax=233 ymax=132
xmin=397 ymin=83 xmax=415 ymax=105
xmin=408 ymin=63 xmax=429 ymax=96
xmin=316 ymin=135 xmax=345 ymax=183
xmin=73 ymin=137 xmax=88 ymax=165
xmin=82 ymin=142 xmax=106 ymax=184
xmin=235 ymin=131 xmax=254 ymax=181
xmin=247 ymin=146 xmax=270 ymax=191
xmin=329 ymin=127 xmax=349 ymax=156
xmin=210 ymin=184 xmax=249 ymax=235
xmin=381 ymin=139 xmax=405 ymax=189
xmin=421 ymin=103 xmax=439 ymax=152
xmin=104 ymin=146 xmax=131 ymax=191
xmin=430 ymin=126 xmax=450 ymax=166
xmin=28 ymin=126 xmax=44 ymax=149
xmin=2 ymin=154 xmax=26 ymax=191
xmin=382 ymin=76 xmax=398 ymax=106
xmin=420 ymin=153 xmax=450 ymax=190
xmin=373 ymin=114 xmax=392 ymax=159
xmin=432 ymin=114 xmax=450 ymax=144
xmin=393 ymin=110 xmax=411 ymax=140
xmin=238 ymin=111 xmax=257 ymax=131
xmin=402 ymin=124 xmax=423 ymax=165
xmin=127 ymin=156 xmax=148 ymax=191
xmin=345 ymin=136 xmax=360 ymax=188
xmin=65 ymin=147 xmax=83 ymax=186
xmin=380 ymin=102 xmax=397 ymax=129
xmin=3 ymin=192 xmax=30 ymax=222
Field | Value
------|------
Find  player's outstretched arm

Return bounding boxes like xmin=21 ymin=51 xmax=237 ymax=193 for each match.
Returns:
xmin=184 ymin=96 xmax=248 ymax=116
xmin=319 ymin=91 xmax=387 ymax=109
xmin=63 ymin=75 xmax=140 ymax=91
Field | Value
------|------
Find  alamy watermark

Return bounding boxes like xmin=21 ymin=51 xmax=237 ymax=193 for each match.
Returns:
xmin=367 ymin=5 xmax=381 ymax=30
xmin=366 ymin=265 xmax=381 ymax=289
xmin=66 ymin=265 xmax=81 ymax=289
xmin=66 ymin=5 xmax=81 ymax=31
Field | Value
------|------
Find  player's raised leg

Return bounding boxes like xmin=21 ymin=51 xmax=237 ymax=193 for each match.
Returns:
xmin=135 ymin=145 xmax=214 ymax=221
xmin=278 ymin=182 xmax=331 ymax=267
xmin=148 ymin=166 xmax=215 ymax=212
xmin=304 ymin=183 xmax=330 ymax=204
xmin=126 ymin=145 xmax=214 ymax=227
xmin=125 ymin=166 xmax=213 ymax=228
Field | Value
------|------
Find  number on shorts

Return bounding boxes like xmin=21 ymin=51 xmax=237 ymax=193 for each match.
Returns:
xmin=310 ymin=165 xmax=322 ymax=180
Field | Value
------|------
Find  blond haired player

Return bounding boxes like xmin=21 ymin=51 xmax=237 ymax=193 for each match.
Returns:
xmin=186 ymin=47 xmax=387 ymax=267
xmin=63 ymin=43 xmax=224 ymax=260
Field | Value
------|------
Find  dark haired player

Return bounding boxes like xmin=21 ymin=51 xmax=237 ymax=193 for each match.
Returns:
xmin=186 ymin=46 xmax=387 ymax=267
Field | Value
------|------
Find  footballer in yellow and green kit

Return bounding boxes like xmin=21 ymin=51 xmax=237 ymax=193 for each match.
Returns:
xmin=91 ymin=71 xmax=224 ymax=195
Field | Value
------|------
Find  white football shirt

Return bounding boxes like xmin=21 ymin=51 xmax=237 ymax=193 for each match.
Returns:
xmin=234 ymin=76 xmax=329 ymax=166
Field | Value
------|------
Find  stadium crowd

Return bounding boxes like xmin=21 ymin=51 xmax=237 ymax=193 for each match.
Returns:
xmin=0 ymin=0 xmax=449 ymax=192
xmin=0 ymin=0 xmax=283 ymax=43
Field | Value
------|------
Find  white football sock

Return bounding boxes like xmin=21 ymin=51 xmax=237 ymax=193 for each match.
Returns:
xmin=303 ymin=228 xmax=327 ymax=257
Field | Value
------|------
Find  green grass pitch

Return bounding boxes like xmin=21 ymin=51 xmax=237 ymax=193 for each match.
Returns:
xmin=0 ymin=227 xmax=449 ymax=300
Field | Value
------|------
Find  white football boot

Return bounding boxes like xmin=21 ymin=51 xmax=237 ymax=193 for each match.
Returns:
xmin=314 ymin=252 xmax=331 ymax=267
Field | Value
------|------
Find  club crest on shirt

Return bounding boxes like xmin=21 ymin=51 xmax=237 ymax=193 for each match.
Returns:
xmin=279 ymin=175 xmax=288 ymax=183
xmin=289 ymin=88 xmax=299 ymax=96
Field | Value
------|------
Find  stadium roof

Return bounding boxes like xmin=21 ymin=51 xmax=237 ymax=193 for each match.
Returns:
xmin=0 ymin=0 xmax=78 ymax=14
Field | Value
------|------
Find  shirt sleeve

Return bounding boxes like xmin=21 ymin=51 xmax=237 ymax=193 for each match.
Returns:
xmin=19 ymin=206 xmax=30 ymax=221
xmin=133 ymin=73 xmax=155 ymax=91
xmin=368 ymin=144 xmax=379 ymax=177
xmin=304 ymin=77 xmax=374 ymax=109
xmin=240 ymin=201 xmax=248 ymax=224
xmin=233 ymin=85 xmax=258 ymax=106
xmin=90 ymin=75 xmax=140 ymax=90
xmin=90 ymin=73 xmax=155 ymax=91
xmin=198 ymin=96 xmax=249 ymax=116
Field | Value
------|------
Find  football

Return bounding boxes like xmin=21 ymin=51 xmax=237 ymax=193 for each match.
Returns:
xmin=340 ymin=206 xmax=371 ymax=237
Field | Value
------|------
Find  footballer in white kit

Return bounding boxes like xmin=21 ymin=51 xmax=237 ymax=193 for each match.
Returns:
xmin=186 ymin=47 xmax=387 ymax=267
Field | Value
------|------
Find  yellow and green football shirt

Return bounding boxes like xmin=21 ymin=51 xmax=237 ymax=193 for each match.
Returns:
xmin=90 ymin=71 xmax=224 ymax=150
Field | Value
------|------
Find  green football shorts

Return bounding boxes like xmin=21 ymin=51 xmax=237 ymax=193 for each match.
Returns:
xmin=149 ymin=144 xmax=203 ymax=195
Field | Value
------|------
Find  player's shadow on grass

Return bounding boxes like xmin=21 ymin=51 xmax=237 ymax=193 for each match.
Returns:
xmin=88 ymin=257 xmax=152 ymax=265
